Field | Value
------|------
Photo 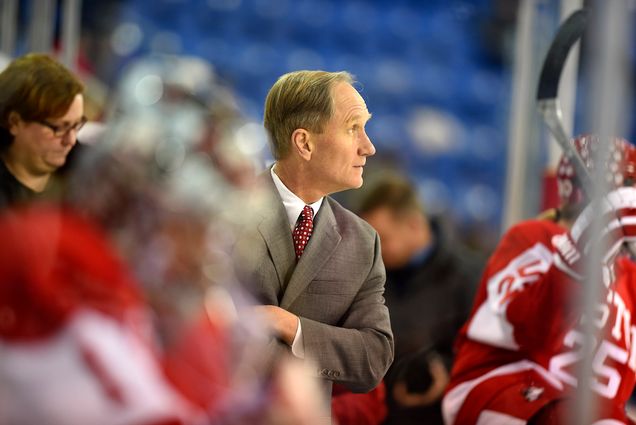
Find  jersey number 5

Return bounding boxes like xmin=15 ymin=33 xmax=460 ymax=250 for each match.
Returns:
xmin=549 ymin=329 xmax=629 ymax=399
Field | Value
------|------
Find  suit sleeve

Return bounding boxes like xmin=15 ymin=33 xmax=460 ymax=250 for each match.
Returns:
xmin=299 ymin=234 xmax=394 ymax=393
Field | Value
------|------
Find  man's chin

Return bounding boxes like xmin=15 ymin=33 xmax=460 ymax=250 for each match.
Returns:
xmin=331 ymin=178 xmax=364 ymax=194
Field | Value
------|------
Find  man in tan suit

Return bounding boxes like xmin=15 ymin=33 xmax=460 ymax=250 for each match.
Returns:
xmin=239 ymin=70 xmax=393 ymax=423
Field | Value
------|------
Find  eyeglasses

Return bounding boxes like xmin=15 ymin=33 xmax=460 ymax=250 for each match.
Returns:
xmin=36 ymin=116 xmax=88 ymax=137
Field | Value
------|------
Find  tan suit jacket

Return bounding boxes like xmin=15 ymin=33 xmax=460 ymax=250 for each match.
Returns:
xmin=238 ymin=176 xmax=394 ymax=422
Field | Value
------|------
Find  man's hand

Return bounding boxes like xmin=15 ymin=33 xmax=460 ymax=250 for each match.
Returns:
xmin=251 ymin=305 xmax=299 ymax=346
xmin=392 ymin=355 xmax=449 ymax=408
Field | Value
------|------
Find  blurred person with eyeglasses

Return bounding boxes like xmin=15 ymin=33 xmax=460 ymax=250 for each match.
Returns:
xmin=0 ymin=53 xmax=85 ymax=208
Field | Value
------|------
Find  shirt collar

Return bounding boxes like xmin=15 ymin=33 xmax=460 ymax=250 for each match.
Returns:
xmin=270 ymin=165 xmax=324 ymax=230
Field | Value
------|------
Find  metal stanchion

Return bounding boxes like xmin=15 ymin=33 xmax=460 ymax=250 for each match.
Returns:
xmin=60 ymin=0 xmax=82 ymax=70
xmin=503 ymin=0 xmax=538 ymax=230
xmin=28 ymin=0 xmax=55 ymax=53
xmin=573 ymin=1 xmax=631 ymax=424
xmin=1 ymin=0 xmax=17 ymax=56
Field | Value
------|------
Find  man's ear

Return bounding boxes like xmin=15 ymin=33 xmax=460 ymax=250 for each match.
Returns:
xmin=291 ymin=128 xmax=313 ymax=161
xmin=7 ymin=112 xmax=21 ymax=136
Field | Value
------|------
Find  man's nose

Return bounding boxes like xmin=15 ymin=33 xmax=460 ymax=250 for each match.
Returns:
xmin=359 ymin=131 xmax=376 ymax=156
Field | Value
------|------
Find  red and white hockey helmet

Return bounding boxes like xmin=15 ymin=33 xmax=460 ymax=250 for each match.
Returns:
xmin=556 ymin=134 xmax=636 ymax=206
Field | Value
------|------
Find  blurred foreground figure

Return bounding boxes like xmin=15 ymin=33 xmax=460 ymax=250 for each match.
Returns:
xmin=0 ymin=53 xmax=85 ymax=208
xmin=443 ymin=135 xmax=636 ymax=424
xmin=331 ymin=381 xmax=388 ymax=425
xmin=0 ymin=55 xmax=327 ymax=425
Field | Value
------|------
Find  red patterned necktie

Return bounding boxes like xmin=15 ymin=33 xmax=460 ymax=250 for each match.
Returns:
xmin=293 ymin=205 xmax=314 ymax=260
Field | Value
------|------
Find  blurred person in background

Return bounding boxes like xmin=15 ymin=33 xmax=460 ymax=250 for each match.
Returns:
xmin=0 ymin=53 xmax=86 ymax=208
xmin=235 ymin=70 xmax=394 ymax=425
xmin=443 ymin=135 xmax=636 ymax=424
xmin=353 ymin=172 xmax=483 ymax=425
xmin=331 ymin=381 xmax=388 ymax=425
xmin=0 ymin=54 xmax=327 ymax=425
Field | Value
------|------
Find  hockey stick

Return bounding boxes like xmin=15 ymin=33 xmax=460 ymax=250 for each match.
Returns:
xmin=537 ymin=9 xmax=635 ymax=424
xmin=536 ymin=8 xmax=591 ymax=196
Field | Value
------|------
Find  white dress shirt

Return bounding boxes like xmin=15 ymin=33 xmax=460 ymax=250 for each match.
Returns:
xmin=270 ymin=166 xmax=323 ymax=358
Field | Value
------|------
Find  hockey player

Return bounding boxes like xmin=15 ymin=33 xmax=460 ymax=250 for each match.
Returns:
xmin=442 ymin=135 xmax=636 ymax=424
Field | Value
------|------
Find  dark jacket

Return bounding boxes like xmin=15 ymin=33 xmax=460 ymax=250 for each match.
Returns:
xmin=383 ymin=217 xmax=485 ymax=425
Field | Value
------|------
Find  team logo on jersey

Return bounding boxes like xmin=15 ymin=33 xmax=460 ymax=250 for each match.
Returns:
xmin=522 ymin=385 xmax=544 ymax=402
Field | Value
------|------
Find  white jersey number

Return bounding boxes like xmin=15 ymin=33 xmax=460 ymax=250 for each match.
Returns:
xmin=549 ymin=329 xmax=628 ymax=399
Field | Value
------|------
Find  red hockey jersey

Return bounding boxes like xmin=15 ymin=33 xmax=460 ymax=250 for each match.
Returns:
xmin=443 ymin=219 xmax=636 ymax=424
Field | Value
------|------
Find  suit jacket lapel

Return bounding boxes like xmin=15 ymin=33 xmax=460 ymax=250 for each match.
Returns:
xmin=281 ymin=199 xmax=342 ymax=310
xmin=257 ymin=186 xmax=296 ymax=298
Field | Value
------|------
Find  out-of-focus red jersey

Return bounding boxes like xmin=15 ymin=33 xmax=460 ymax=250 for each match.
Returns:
xmin=0 ymin=205 xmax=200 ymax=425
xmin=443 ymin=219 xmax=636 ymax=424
